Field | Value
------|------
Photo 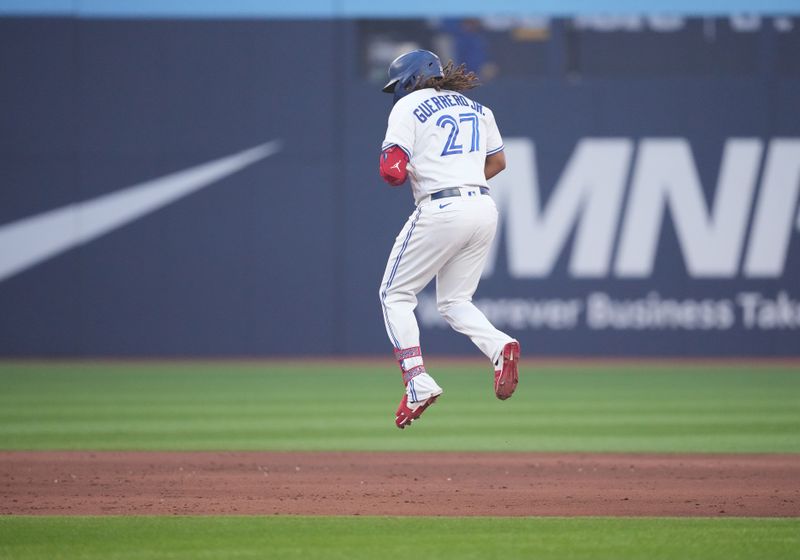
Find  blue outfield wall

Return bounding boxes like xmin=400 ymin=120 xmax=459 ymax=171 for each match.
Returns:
xmin=0 ymin=17 xmax=799 ymax=356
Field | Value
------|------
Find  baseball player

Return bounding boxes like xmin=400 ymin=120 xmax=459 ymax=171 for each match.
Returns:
xmin=378 ymin=49 xmax=520 ymax=429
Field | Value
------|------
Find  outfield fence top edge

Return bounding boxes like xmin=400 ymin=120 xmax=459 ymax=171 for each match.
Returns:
xmin=4 ymin=13 xmax=800 ymax=20
xmin=2 ymin=0 xmax=800 ymax=19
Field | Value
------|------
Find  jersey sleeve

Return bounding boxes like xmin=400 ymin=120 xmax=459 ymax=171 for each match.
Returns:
xmin=485 ymin=108 xmax=504 ymax=156
xmin=381 ymin=102 xmax=415 ymax=159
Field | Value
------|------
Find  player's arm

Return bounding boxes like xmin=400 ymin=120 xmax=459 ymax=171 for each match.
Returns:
xmin=379 ymin=145 xmax=410 ymax=186
xmin=380 ymin=100 xmax=414 ymax=187
xmin=484 ymin=108 xmax=505 ymax=180
xmin=485 ymin=150 xmax=506 ymax=180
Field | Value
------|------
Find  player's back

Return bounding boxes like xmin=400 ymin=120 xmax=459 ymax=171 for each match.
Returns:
xmin=382 ymin=88 xmax=504 ymax=203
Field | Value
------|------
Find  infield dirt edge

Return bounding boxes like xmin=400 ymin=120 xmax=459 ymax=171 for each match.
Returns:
xmin=2 ymin=451 xmax=798 ymax=517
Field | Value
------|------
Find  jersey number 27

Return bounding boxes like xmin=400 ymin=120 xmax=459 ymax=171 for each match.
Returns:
xmin=436 ymin=112 xmax=479 ymax=156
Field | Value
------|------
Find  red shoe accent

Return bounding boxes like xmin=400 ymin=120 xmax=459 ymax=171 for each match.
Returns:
xmin=395 ymin=393 xmax=439 ymax=429
xmin=494 ymin=341 xmax=520 ymax=400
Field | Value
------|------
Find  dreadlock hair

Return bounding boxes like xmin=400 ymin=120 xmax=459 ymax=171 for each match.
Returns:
xmin=415 ymin=60 xmax=480 ymax=93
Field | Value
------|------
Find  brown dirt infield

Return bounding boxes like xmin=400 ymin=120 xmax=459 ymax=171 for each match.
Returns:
xmin=1 ymin=451 xmax=798 ymax=517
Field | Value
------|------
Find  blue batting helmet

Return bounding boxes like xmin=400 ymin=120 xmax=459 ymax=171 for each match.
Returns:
xmin=382 ymin=49 xmax=444 ymax=103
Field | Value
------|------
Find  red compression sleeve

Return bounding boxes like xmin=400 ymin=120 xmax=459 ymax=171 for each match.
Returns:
xmin=379 ymin=145 xmax=409 ymax=186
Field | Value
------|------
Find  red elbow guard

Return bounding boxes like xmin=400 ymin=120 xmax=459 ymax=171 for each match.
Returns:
xmin=379 ymin=145 xmax=409 ymax=186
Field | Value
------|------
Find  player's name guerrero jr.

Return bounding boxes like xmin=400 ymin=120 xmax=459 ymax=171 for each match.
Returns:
xmin=417 ymin=291 xmax=800 ymax=331
xmin=411 ymin=93 xmax=486 ymax=123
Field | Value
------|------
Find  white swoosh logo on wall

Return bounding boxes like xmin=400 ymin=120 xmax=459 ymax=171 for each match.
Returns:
xmin=0 ymin=140 xmax=282 ymax=283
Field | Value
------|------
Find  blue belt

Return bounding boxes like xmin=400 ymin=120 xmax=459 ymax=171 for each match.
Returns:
xmin=430 ymin=187 xmax=490 ymax=201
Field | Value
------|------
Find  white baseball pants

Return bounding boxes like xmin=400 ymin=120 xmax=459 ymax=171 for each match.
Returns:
xmin=379 ymin=187 xmax=515 ymax=366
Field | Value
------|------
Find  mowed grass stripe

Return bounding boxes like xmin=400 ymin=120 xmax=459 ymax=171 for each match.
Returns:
xmin=1 ymin=516 xmax=798 ymax=560
xmin=0 ymin=361 xmax=798 ymax=452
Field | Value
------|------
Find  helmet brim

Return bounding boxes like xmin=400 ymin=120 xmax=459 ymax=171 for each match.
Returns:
xmin=382 ymin=79 xmax=398 ymax=93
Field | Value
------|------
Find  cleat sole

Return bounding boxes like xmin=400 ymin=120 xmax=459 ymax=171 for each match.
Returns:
xmin=495 ymin=341 xmax=520 ymax=400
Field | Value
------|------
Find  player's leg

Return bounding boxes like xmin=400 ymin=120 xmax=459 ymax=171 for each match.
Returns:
xmin=435 ymin=196 xmax=520 ymax=399
xmin=379 ymin=207 xmax=436 ymax=360
xmin=379 ymin=206 xmax=455 ymax=426
xmin=435 ymin=197 xmax=513 ymax=359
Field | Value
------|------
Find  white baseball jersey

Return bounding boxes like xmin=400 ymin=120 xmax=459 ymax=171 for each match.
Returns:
xmin=382 ymin=88 xmax=504 ymax=203
xmin=378 ymin=87 xmax=515 ymax=407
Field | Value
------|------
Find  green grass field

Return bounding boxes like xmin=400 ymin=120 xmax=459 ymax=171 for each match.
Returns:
xmin=0 ymin=361 xmax=798 ymax=452
xmin=1 ymin=516 xmax=798 ymax=560
xmin=1 ymin=360 xmax=798 ymax=559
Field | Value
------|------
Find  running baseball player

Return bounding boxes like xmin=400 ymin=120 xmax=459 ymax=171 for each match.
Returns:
xmin=378 ymin=49 xmax=520 ymax=429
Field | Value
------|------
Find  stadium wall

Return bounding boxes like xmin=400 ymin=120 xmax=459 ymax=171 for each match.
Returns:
xmin=1 ymin=17 xmax=798 ymax=356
